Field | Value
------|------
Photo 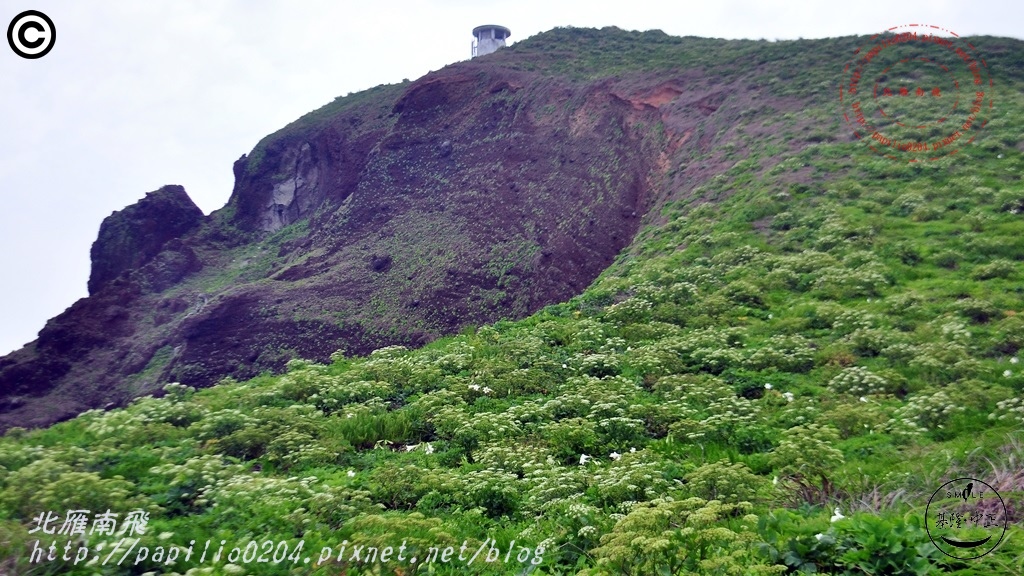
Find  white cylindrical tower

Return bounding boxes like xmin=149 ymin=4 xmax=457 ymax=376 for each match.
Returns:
xmin=472 ymin=25 xmax=511 ymax=58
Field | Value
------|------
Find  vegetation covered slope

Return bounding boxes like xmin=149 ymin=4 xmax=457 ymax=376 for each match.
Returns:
xmin=1 ymin=26 xmax=1024 ymax=575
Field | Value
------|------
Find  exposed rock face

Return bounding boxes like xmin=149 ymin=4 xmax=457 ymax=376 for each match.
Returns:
xmin=262 ymin=142 xmax=321 ymax=232
xmin=0 ymin=27 xmax=818 ymax=431
xmin=88 ymin=185 xmax=205 ymax=294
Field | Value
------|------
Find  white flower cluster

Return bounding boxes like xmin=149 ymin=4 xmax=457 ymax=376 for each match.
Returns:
xmin=84 ymin=408 xmax=148 ymax=439
xmin=594 ymin=416 xmax=646 ymax=443
xmin=658 ymin=327 xmax=747 ymax=372
xmin=434 ymin=341 xmax=475 ymax=373
xmin=879 ymin=415 xmax=929 ymax=442
xmin=656 ymin=281 xmax=701 ymax=304
xmin=150 ymin=455 xmax=247 ymax=506
xmin=432 ymin=406 xmax=523 ymax=443
xmin=659 ymin=375 xmax=733 ymax=407
xmin=576 ymin=353 xmax=621 ymax=376
xmin=892 ymin=192 xmax=926 ymax=216
xmin=884 ymin=291 xmax=925 ymax=316
xmin=822 ymin=214 xmax=876 ymax=246
xmin=475 ymin=441 xmax=551 ymax=476
xmin=503 ymin=399 xmax=555 ymax=429
xmin=685 ymin=395 xmax=761 ymax=442
xmin=458 ymin=467 xmax=521 ymax=503
xmin=267 ymin=430 xmax=334 ymax=470
xmin=188 ymin=409 xmax=256 ymax=440
xmin=844 ymin=328 xmax=899 ymax=356
xmin=599 ymin=337 xmax=629 ymax=354
xmin=522 ymin=458 xmax=588 ymax=511
xmin=889 ymin=389 xmax=965 ymax=430
xmin=572 ymin=319 xmax=608 ymax=351
xmin=939 ymin=320 xmax=972 ymax=343
xmin=775 ymin=250 xmax=838 ymax=275
xmin=501 ymin=335 xmax=546 ymax=363
xmin=746 ymin=334 xmax=815 ymax=372
xmin=677 ymin=264 xmax=725 ymax=289
xmin=0 ymin=443 xmax=52 ymax=471
xmin=310 ymin=379 xmax=393 ymax=413
xmin=880 ymin=342 xmax=919 ymax=363
xmin=359 ymin=345 xmax=428 ymax=387
xmin=827 ymin=366 xmax=889 ymax=396
xmin=829 ymin=308 xmax=879 ymax=335
xmin=211 ymin=474 xmax=322 ymax=512
xmin=883 ymin=339 xmax=981 ymax=382
xmin=989 ymin=398 xmax=1024 ymax=425
xmin=368 ymin=345 xmax=410 ymax=359
xmin=812 ymin=264 xmax=889 ymax=298
xmin=603 ymin=297 xmax=653 ymax=324
xmin=586 ymin=451 xmax=671 ymax=506
xmin=718 ymin=244 xmax=767 ymax=265
xmin=763 ymin=264 xmax=801 ymax=290
xmin=409 ymin=389 xmax=466 ymax=415
xmin=775 ymin=397 xmax=820 ymax=428
xmin=138 ymin=394 xmax=210 ymax=427
xmin=622 ymin=344 xmax=672 ymax=376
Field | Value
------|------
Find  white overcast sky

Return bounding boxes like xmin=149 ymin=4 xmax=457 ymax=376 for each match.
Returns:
xmin=1 ymin=0 xmax=1021 ymax=356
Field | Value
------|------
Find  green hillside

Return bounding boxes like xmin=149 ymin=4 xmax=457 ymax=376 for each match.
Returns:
xmin=2 ymin=27 xmax=1023 ymax=575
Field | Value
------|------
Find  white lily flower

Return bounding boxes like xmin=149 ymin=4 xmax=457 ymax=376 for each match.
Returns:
xmin=482 ymin=386 xmax=493 ymax=394
xmin=764 ymin=383 xmax=773 ymax=390
xmin=609 ymin=452 xmax=621 ymax=461
xmin=579 ymin=454 xmax=592 ymax=465
xmin=1011 ymin=357 xmax=1019 ymax=364
xmin=782 ymin=392 xmax=794 ymax=402
xmin=424 ymin=443 xmax=434 ymax=455
xmin=859 ymin=396 xmax=868 ymax=403
xmin=347 ymin=470 xmax=356 ymax=477
xmin=468 ymin=384 xmax=481 ymax=391
xmin=831 ymin=507 xmax=845 ymax=522
xmin=1004 ymin=370 xmax=1013 ymax=378
xmin=815 ymin=533 xmax=825 ymax=541
xmin=406 ymin=444 xmax=419 ymax=452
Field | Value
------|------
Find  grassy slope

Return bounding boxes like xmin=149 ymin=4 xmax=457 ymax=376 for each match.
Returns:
xmin=2 ymin=28 xmax=1024 ymax=575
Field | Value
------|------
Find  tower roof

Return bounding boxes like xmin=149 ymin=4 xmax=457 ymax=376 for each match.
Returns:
xmin=473 ymin=25 xmax=511 ymax=38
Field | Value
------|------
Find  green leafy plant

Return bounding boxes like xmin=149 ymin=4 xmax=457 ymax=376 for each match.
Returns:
xmin=835 ymin=514 xmax=938 ymax=575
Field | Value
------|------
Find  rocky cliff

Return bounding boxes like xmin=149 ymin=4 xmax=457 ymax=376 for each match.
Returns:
xmin=0 ymin=27 xmax=839 ymax=429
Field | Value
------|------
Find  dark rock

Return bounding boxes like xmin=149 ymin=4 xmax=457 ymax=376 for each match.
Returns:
xmin=370 ymin=254 xmax=393 ymax=273
xmin=88 ymin=185 xmax=204 ymax=295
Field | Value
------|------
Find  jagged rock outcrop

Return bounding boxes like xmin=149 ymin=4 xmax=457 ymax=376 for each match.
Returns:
xmin=88 ymin=185 xmax=205 ymax=294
